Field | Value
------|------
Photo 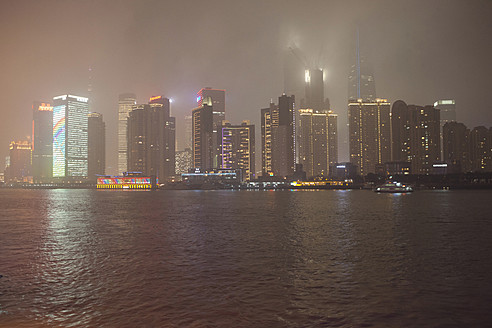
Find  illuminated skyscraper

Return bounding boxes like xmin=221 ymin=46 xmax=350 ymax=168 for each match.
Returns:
xmin=32 ymin=101 xmax=53 ymax=182
xmin=391 ymin=100 xmax=411 ymax=163
xmin=118 ymin=93 xmax=137 ymax=175
xmin=192 ymin=97 xmax=214 ymax=169
xmin=348 ymin=98 xmax=391 ymax=175
xmin=184 ymin=115 xmax=193 ymax=150
xmin=304 ymin=68 xmax=328 ymax=111
xmin=272 ymin=94 xmax=296 ymax=177
xmin=88 ymin=112 xmax=105 ymax=180
xmin=219 ymin=121 xmax=255 ymax=180
xmin=196 ymin=88 xmax=225 ymax=167
xmin=127 ymin=96 xmax=175 ymax=181
xmin=52 ymin=94 xmax=89 ymax=178
xmin=175 ymin=148 xmax=193 ymax=176
xmin=348 ymin=29 xmax=376 ymax=101
xmin=434 ymin=100 xmax=456 ymax=126
xmin=298 ymin=109 xmax=338 ymax=178
xmin=260 ymin=102 xmax=278 ymax=176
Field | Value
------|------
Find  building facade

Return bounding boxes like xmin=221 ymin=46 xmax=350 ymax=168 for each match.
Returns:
xmin=32 ymin=101 xmax=53 ymax=182
xmin=52 ymin=94 xmax=89 ymax=178
xmin=348 ymin=98 xmax=391 ymax=175
xmin=260 ymin=102 xmax=278 ymax=176
xmin=88 ymin=112 xmax=106 ymax=180
xmin=272 ymin=94 xmax=296 ymax=178
xmin=8 ymin=140 xmax=32 ymax=182
xmin=443 ymin=121 xmax=470 ymax=172
xmin=219 ymin=121 xmax=255 ymax=180
xmin=118 ymin=93 xmax=137 ymax=175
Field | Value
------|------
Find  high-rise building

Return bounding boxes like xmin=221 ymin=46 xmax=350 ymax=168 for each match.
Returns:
xmin=469 ymin=126 xmax=490 ymax=172
xmin=8 ymin=140 xmax=32 ymax=182
xmin=118 ymin=93 xmax=137 ymax=175
xmin=298 ymin=109 xmax=338 ymax=178
xmin=407 ymin=105 xmax=441 ymax=174
xmin=127 ymin=96 xmax=175 ymax=181
xmin=348 ymin=29 xmax=376 ymax=101
xmin=32 ymin=101 xmax=53 ymax=182
xmin=443 ymin=121 xmax=470 ymax=172
xmin=272 ymin=94 xmax=296 ymax=177
xmin=52 ymin=94 xmax=89 ymax=178
xmin=434 ymin=100 xmax=456 ymax=126
xmin=219 ymin=121 xmax=255 ymax=181
xmin=197 ymin=88 xmax=225 ymax=168
xmin=192 ymin=97 xmax=214 ymax=169
xmin=88 ymin=112 xmax=105 ymax=180
xmin=260 ymin=102 xmax=278 ymax=176
xmin=391 ymin=100 xmax=411 ymax=163
xmin=348 ymin=98 xmax=391 ymax=175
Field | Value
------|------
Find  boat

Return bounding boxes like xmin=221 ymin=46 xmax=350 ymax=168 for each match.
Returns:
xmin=375 ymin=181 xmax=413 ymax=193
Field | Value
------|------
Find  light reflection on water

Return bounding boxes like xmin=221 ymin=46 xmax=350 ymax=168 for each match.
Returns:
xmin=1 ymin=189 xmax=492 ymax=327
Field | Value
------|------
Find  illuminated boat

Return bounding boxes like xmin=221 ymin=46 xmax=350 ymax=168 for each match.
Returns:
xmin=375 ymin=181 xmax=413 ymax=193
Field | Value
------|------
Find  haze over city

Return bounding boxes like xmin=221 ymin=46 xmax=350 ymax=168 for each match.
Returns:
xmin=1 ymin=0 xmax=491 ymax=174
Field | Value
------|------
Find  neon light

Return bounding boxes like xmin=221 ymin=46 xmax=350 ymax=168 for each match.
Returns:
xmin=149 ymin=95 xmax=162 ymax=102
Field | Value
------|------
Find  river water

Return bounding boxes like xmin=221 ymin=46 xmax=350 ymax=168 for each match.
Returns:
xmin=1 ymin=189 xmax=491 ymax=327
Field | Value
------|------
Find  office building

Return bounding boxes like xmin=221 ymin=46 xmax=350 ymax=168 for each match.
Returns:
xmin=32 ymin=101 xmax=53 ymax=182
xmin=7 ymin=140 xmax=32 ymax=183
xmin=197 ymin=88 xmax=225 ymax=168
xmin=348 ymin=98 xmax=391 ymax=175
xmin=434 ymin=100 xmax=456 ymax=126
xmin=88 ymin=112 xmax=105 ymax=180
xmin=298 ymin=109 xmax=338 ymax=178
xmin=260 ymin=102 xmax=278 ymax=176
xmin=184 ymin=115 xmax=193 ymax=150
xmin=192 ymin=97 xmax=214 ymax=169
xmin=118 ymin=93 xmax=137 ymax=175
xmin=272 ymin=94 xmax=296 ymax=177
xmin=220 ymin=121 xmax=255 ymax=181
xmin=127 ymin=96 xmax=175 ymax=181
xmin=304 ymin=68 xmax=329 ymax=111
xmin=52 ymin=94 xmax=89 ymax=178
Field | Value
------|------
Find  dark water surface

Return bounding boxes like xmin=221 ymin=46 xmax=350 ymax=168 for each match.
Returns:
xmin=1 ymin=189 xmax=492 ymax=327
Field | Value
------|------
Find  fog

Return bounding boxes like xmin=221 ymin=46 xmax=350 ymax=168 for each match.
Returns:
xmin=1 ymin=0 xmax=491 ymax=174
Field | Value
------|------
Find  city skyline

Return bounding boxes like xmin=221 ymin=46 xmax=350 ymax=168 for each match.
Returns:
xmin=1 ymin=1 xmax=492 ymax=175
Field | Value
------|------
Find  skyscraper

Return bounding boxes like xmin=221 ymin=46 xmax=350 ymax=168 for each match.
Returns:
xmin=32 ymin=101 xmax=53 ymax=182
xmin=434 ymin=100 xmax=456 ymax=126
xmin=298 ymin=109 xmax=338 ymax=178
xmin=260 ymin=102 xmax=278 ymax=176
xmin=127 ymin=96 xmax=175 ymax=181
xmin=348 ymin=29 xmax=376 ymax=101
xmin=197 ymin=88 xmax=225 ymax=168
xmin=192 ymin=97 xmax=214 ymax=169
xmin=469 ymin=126 xmax=490 ymax=172
xmin=52 ymin=94 xmax=89 ymax=178
xmin=184 ymin=115 xmax=193 ymax=150
xmin=304 ymin=68 xmax=328 ymax=111
xmin=272 ymin=94 xmax=296 ymax=177
xmin=391 ymin=100 xmax=411 ymax=163
xmin=348 ymin=98 xmax=391 ymax=175
xmin=118 ymin=93 xmax=137 ymax=175
xmin=88 ymin=112 xmax=105 ymax=180
xmin=220 ymin=121 xmax=255 ymax=180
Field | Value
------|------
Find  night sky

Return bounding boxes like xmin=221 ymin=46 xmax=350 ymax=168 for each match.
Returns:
xmin=1 ymin=0 xmax=491 ymax=175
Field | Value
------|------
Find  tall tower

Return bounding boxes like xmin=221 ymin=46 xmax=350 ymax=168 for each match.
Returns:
xmin=260 ymin=102 xmax=278 ymax=176
xmin=304 ymin=68 xmax=326 ymax=111
xmin=196 ymin=88 xmax=225 ymax=168
xmin=32 ymin=101 xmax=53 ymax=182
xmin=348 ymin=28 xmax=376 ymax=101
xmin=348 ymin=98 xmax=391 ymax=175
xmin=118 ymin=93 xmax=137 ymax=175
xmin=52 ymin=94 xmax=89 ymax=178
xmin=192 ymin=97 xmax=214 ymax=169
xmin=220 ymin=121 xmax=255 ymax=180
xmin=443 ymin=121 xmax=470 ymax=172
xmin=88 ymin=112 xmax=106 ymax=180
